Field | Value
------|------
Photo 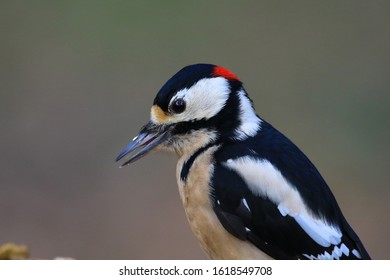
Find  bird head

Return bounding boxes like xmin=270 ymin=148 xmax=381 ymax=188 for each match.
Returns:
xmin=116 ymin=63 xmax=261 ymax=166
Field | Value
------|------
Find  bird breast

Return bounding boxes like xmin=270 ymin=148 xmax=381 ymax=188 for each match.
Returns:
xmin=175 ymin=145 xmax=272 ymax=259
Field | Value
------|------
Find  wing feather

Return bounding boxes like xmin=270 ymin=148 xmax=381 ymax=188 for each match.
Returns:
xmin=210 ymin=121 xmax=370 ymax=259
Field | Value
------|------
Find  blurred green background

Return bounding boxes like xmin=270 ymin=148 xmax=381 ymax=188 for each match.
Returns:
xmin=1 ymin=1 xmax=389 ymax=259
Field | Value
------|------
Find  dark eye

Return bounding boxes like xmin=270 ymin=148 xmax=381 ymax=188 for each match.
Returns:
xmin=170 ymin=98 xmax=186 ymax=114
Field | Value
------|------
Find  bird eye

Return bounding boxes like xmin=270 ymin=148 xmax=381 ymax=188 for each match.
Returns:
xmin=170 ymin=98 xmax=186 ymax=114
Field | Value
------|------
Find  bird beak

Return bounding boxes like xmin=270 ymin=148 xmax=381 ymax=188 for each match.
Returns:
xmin=116 ymin=122 xmax=173 ymax=167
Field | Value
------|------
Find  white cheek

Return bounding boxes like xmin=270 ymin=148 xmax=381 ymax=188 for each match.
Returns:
xmin=170 ymin=77 xmax=230 ymax=122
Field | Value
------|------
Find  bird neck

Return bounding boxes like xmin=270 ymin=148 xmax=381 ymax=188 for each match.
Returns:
xmin=215 ymin=87 xmax=262 ymax=141
xmin=171 ymin=129 xmax=219 ymax=158
xmin=231 ymin=89 xmax=262 ymax=140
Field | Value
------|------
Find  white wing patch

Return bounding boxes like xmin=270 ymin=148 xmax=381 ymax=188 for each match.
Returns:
xmin=224 ymin=156 xmax=342 ymax=248
xmin=293 ymin=212 xmax=341 ymax=247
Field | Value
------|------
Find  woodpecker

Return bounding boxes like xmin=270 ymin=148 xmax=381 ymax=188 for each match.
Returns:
xmin=116 ymin=64 xmax=371 ymax=260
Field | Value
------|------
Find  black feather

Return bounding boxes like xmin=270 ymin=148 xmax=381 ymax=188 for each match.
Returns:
xmin=210 ymin=120 xmax=371 ymax=259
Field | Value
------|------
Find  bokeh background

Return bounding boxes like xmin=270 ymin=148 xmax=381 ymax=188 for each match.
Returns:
xmin=1 ymin=1 xmax=389 ymax=259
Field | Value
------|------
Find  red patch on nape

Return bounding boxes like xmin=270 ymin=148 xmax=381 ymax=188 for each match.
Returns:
xmin=212 ymin=66 xmax=239 ymax=80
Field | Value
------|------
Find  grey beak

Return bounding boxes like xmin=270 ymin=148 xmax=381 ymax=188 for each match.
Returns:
xmin=116 ymin=122 xmax=173 ymax=167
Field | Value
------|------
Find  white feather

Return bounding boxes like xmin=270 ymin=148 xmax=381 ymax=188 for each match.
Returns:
xmin=224 ymin=156 xmax=342 ymax=247
xmin=233 ymin=90 xmax=261 ymax=140
xmin=340 ymin=243 xmax=350 ymax=256
xmin=294 ymin=214 xmax=341 ymax=247
xmin=168 ymin=77 xmax=230 ymax=122
xmin=242 ymin=198 xmax=250 ymax=211
xmin=352 ymin=249 xmax=362 ymax=258
xmin=302 ymin=243 xmax=353 ymax=260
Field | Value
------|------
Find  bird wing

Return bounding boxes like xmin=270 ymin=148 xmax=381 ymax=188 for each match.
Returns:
xmin=211 ymin=122 xmax=370 ymax=259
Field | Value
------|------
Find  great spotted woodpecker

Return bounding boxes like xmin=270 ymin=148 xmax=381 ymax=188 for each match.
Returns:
xmin=116 ymin=64 xmax=371 ymax=260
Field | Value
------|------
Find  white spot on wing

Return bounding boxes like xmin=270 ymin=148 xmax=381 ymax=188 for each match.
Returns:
xmin=302 ymin=254 xmax=315 ymax=260
xmin=333 ymin=245 xmax=342 ymax=258
xmin=352 ymin=249 xmax=361 ymax=259
xmin=323 ymin=251 xmax=331 ymax=259
xmin=340 ymin=243 xmax=350 ymax=257
xmin=294 ymin=214 xmax=342 ymax=247
xmin=224 ymin=156 xmax=342 ymax=247
xmin=242 ymin=198 xmax=250 ymax=211
xmin=277 ymin=205 xmax=288 ymax=216
xmin=303 ymin=243 xmax=352 ymax=260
